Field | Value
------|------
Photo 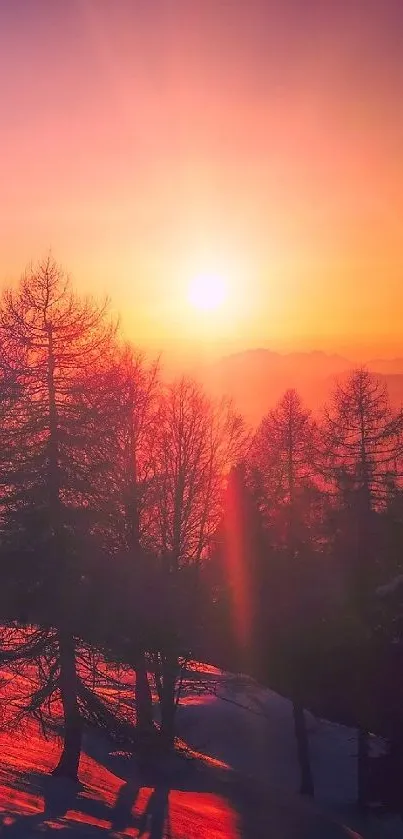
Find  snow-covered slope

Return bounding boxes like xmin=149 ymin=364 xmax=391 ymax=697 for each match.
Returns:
xmin=0 ymin=663 xmax=399 ymax=837
xmin=173 ymin=663 xmax=402 ymax=837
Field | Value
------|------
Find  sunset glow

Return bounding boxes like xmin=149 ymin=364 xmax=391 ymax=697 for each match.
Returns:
xmin=1 ymin=3 xmax=403 ymax=830
xmin=188 ymin=273 xmax=228 ymax=312
xmin=1 ymin=3 xmax=403 ymax=361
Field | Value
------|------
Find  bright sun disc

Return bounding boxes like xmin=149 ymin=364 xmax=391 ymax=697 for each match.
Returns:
xmin=188 ymin=273 xmax=227 ymax=311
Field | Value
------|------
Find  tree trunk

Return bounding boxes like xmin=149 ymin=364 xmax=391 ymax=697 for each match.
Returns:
xmin=153 ymin=653 xmax=163 ymax=704
xmin=135 ymin=652 xmax=154 ymax=734
xmin=293 ymin=702 xmax=314 ymax=796
xmin=160 ymin=657 xmax=177 ymax=751
xmin=47 ymin=324 xmax=82 ymax=780
xmin=53 ymin=632 xmax=82 ymax=780
xmin=357 ymin=727 xmax=369 ymax=810
xmin=385 ymin=727 xmax=403 ymax=812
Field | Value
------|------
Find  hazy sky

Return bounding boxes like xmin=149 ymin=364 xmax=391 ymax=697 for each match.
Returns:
xmin=1 ymin=1 xmax=403 ymax=362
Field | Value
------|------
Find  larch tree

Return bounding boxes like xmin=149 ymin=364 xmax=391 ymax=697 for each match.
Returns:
xmin=323 ymin=368 xmax=403 ymax=603
xmin=0 ymin=257 xmax=114 ymax=779
xmin=249 ymin=389 xmax=317 ymax=796
xmin=323 ymin=368 xmax=403 ymax=807
xmin=249 ymin=388 xmax=320 ymax=553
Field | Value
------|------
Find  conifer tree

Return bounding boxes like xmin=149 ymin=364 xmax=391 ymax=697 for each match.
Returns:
xmin=0 ymin=257 xmax=114 ymax=779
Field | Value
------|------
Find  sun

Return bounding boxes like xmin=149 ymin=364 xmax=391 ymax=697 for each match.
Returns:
xmin=188 ymin=273 xmax=228 ymax=312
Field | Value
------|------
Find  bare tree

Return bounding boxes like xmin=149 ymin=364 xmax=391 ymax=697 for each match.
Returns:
xmin=103 ymin=345 xmax=161 ymax=553
xmin=151 ymin=377 xmax=246 ymax=570
xmin=98 ymin=345 xmax=161 ymax=735
xmin=148 ymin=377 xmax=247 ymax=747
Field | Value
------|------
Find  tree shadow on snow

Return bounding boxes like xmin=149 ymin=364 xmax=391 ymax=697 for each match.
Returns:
xmin=0 ymin=737 xmax=356 ymax=838
xmin=111 ymin=778 xmax=170 ymax=838
xmin=0 ymin=771 xmax=85 ymax=836
xmin=0 ymin=762 xmax=171 ymax=838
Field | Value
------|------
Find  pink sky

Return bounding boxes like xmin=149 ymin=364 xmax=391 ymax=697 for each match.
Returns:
xmin=1 ymin=1 xmax=403 ymax=362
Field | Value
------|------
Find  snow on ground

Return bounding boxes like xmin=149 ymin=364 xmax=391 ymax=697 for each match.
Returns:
xmin=0 ymin=662 xmax=401 ymax=837
xmin=175 ymin=663 xmax=403 ymax=838
xmin=0 ymin=717 xmax=239 ymax=838
xmin=176 ymin=663 xmax=361 ymax=804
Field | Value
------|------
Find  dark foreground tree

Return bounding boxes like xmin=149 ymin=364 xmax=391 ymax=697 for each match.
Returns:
xmin=249 ymin=390 xmax=318 ymax=795
xmin=0 ymin=257 xmax=114 ymax=779
xmin=323 ymin=368 xmax=403 ymax=807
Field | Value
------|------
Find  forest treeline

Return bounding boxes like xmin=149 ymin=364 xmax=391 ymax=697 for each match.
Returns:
xmin=1 ymin=258 xmax=403 ymax=810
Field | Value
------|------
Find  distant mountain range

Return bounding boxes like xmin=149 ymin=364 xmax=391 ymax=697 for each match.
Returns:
xmin=195 ymin=349 xmax=403 ymax=424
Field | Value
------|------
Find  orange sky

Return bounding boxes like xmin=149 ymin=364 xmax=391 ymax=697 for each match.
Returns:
xmin=1 ymin=1 xmax=403 ymax=364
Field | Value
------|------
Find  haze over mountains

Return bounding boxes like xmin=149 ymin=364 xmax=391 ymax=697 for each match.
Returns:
xmin=195 ymin=349 xmax=403 ymax=424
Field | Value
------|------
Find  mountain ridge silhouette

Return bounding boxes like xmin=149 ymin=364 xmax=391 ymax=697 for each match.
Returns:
xmin=191 ymin=348 xmax=403 ymax=423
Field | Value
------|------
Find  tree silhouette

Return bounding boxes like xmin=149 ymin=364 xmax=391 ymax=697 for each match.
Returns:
xmin=146 ymin=378 xmax=246 ymax=747
xmin=323 ymin=368 xmax=403 ymax=806
xmin=97 ymin=345 xmax=161 ymax=734
xmin=249 ymin=390 xmax=317 ymax=795
xmin=0 ymin=257 xmax=114 ymax=779
xmin=1 ymin=259 xmax=403 ymax=819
